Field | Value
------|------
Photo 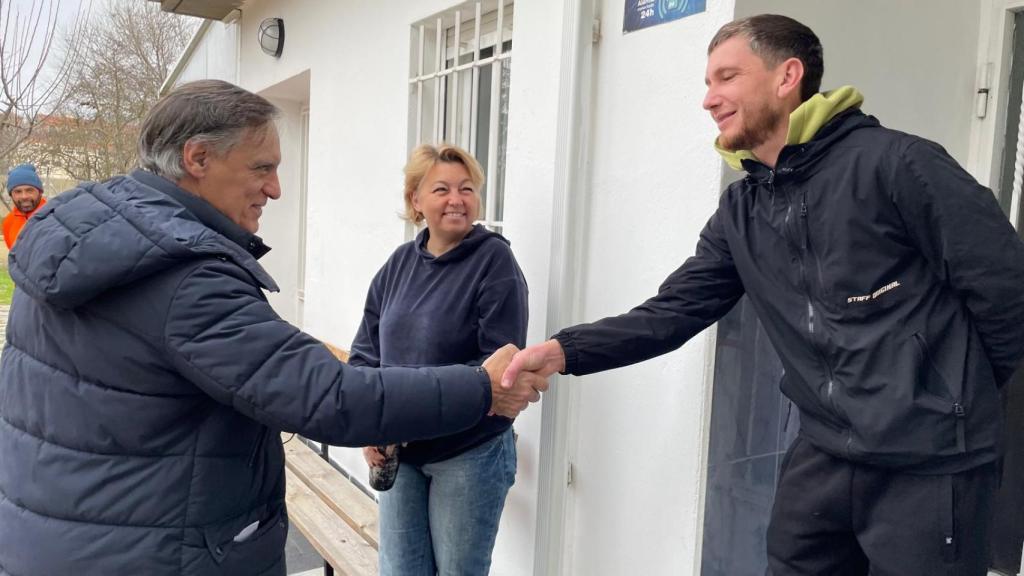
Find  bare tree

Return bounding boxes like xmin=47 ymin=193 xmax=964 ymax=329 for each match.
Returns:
xmin=0 ymin=0 xmax=88 ymax=208
xmin=27 ymin=0 xmax=196 ymax=182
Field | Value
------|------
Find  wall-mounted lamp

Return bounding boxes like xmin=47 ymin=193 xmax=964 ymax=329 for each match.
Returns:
xmin=259 ymin=18 xmax=285 ymax=58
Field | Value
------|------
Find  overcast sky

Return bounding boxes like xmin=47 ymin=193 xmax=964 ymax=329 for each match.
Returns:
xmin=5 ymin=0 xmax=93 ymax=58
xmin=4 ymin=0 xmax=92 ymax=92
xmin=7 ymin=0 xmax=89 ymax=31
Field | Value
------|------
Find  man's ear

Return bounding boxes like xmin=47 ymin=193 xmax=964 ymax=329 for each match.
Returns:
xmin=776 ymin=57 xmax=805 ymax=101
xmin=181 ymin=139 xmax=210 ymax=179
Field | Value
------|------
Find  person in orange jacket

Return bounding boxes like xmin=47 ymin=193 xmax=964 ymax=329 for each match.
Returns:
xmin=3 ymin=164 xmax=47 ymax=249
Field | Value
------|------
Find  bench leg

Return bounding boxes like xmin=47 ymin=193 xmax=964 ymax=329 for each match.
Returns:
xmin=319 ymin=443 xmax=337 ymax=576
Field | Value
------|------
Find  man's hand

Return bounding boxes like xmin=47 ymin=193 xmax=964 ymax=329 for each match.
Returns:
xmin=501 ymin=339 xmax=566 ymax=390
xmin=484 ymin=344 xmax=549 ymax=418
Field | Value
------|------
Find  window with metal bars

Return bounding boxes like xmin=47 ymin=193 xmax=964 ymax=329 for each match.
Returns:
xmin=408 ymin=1 xmax=513 ymax=232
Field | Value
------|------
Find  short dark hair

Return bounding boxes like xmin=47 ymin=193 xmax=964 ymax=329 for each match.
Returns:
xmin=138 ymin=80 xmax=279 ymax=179
xmin=708 ymin=14 xmax=824 ymax=102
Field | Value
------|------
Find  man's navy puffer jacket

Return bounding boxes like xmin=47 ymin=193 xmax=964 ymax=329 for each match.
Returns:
xmin=0 ymin=172 xmax=492 ymax=576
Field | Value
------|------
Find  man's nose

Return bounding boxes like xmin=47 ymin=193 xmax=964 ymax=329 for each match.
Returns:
xmin=264 ymin=174 xmax=282 ymax=200
xmin=702 ymin=88 xmax=718 ymax=111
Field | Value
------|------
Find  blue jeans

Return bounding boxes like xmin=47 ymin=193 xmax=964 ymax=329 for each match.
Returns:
xmin=378 ymin=428 xmax=516 ymax=576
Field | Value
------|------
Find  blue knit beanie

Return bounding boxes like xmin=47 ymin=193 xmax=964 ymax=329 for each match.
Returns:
xmin=6 ymin=164 xmax=43 ymax=194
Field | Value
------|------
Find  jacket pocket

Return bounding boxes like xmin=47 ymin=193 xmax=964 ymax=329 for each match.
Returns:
xmin=778 ymin=371 xmax=846 ymax=430
xmin=203 ymin=502 xmax=288 ymax=574
xmin=912 ymin=333 xmax=967 ymax=454
xmin=912 ymin=333 xmax=955 ymax=406
xmin=844 ymin=333 xmax=967 ymax=464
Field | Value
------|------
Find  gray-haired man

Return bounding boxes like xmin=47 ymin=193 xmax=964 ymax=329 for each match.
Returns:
xmin=0 ymin=79 xmax=546 ymax=576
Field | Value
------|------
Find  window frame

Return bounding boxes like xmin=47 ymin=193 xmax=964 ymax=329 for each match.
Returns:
xmin=408 ymin=1 xmax=514 ymax=231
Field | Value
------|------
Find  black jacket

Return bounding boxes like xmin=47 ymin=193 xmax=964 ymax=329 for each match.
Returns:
xmin=555 ymin=110 xmax=1024 ymax=473
xmin=0 ymin=171 xmax=493 ymax=576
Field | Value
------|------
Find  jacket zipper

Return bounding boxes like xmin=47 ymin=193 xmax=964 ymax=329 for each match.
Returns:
xmin=774 ymin=171 xmax=848 ymax=437
xmin=798 ymin=193 xmax=840 ymax=418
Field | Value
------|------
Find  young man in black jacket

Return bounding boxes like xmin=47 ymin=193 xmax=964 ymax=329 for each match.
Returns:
xmin=503 ymin=13 xmax=1024 ymax=576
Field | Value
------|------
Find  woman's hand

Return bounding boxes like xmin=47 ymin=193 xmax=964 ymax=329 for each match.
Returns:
xmin=363 ymin=445 xmax=388 ymax=467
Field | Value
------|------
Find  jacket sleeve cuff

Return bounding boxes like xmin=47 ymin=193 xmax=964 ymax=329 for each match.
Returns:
xmin=552 ymin=332 xmax=578 ymax=375
xmin=475 ymin=365 xmax=493 ymax=413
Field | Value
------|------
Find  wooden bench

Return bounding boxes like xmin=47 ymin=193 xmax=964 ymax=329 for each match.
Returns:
xmin=284 ymin=435 xmax=379 ymax=575
xmin=283 ymin=342 xmax=380 ymax=575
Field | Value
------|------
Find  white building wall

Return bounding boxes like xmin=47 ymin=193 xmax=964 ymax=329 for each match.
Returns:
xmin=562 ymin=2 xmax=734 ymax=575
xmin=168 ymin=2 xmax=738 ymax=574
xmin=162 ymin=1 xmax=989 ymax=574
xmin=173 ymin=20 xmax=239 ymax=85
xmin=218 ymin=1 xmax=571 ymax=573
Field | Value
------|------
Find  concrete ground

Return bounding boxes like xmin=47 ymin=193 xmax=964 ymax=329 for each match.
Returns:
xmin=286 ymin=528 xmax=326 ymax=575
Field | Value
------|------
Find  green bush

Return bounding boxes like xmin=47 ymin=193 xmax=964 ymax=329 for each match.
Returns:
xmin=0 ymin=265 xmax=13 ymax=306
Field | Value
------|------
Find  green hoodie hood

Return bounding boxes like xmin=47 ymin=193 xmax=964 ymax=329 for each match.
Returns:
xmin=714 ymin=86 xmax=864 ymax=171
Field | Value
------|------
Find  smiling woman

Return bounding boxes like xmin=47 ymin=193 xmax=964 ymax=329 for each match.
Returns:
xmin=412 ymin=162 xmax=481 ymax=256
xmin=349 ymin=142 xmax=528 ymax=576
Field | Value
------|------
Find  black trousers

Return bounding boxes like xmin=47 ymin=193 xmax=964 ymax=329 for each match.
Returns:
xmin=767 ymin=436 xmax=998 ymax=576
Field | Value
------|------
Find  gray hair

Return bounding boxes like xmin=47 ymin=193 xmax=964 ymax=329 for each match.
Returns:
xmin=138 ymin=80 xmax=279 ymax=180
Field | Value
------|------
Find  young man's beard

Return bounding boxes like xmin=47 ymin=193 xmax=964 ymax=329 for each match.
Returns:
xmin=720 ymin=100 xmax=785 ymax=152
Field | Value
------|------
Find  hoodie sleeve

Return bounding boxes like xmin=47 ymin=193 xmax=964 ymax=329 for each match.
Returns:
xmin=553 ymin=200 xmax=746 ymax=375
xmin=3 ymin=212 xmax=17 ymax=250
xmin=889 ymin=138 xmax=1024 ymax=386
xmin=474 ymin=243 xmax=529 ymax=362
xmin=161 ymin=259 xmax=492 ymax=446
xmin=348 ymin=267 xmax=385 ymax=368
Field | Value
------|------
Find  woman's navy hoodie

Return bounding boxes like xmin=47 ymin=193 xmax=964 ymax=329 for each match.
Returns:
xmin=349 ymin=224 xmax=528 ymax=464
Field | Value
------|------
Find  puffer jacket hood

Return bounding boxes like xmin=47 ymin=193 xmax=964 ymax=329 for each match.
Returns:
xmin=8 ymin=174 xmax=278 ymax=310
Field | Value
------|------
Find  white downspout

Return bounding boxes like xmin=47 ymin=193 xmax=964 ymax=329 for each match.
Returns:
xmin=532 ymin=0 xmax=596 ymax=574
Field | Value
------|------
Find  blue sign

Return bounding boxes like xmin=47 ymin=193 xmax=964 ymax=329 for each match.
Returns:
xmin=623 ymin=0 xmax=706 ymax=33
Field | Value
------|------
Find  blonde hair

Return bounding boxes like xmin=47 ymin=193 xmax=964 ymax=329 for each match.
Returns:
xmin=403 ymin=143 xmax=485 ymax=224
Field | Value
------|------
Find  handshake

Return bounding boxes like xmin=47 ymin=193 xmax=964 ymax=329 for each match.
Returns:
xmin=481 ymin=340 xmax=567 ymax=419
